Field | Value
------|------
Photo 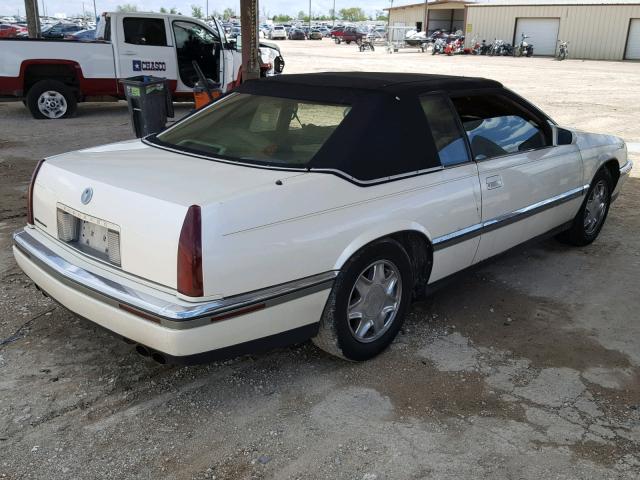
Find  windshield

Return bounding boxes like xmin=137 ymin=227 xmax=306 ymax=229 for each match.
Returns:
xmin=155 ymin=93 xmax=351 ymax=168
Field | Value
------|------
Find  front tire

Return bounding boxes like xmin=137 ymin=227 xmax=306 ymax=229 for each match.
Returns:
xmin=26 ymin=79 xmax=77 ymax=119
xmin=312 ymin=239 xmax=413 ymax=361
xmin=557 ymin=168 xmax=613 ymax=246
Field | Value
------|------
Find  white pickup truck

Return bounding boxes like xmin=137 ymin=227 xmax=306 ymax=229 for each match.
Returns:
xmin=0 ymin=12 xmax=284 ymax=119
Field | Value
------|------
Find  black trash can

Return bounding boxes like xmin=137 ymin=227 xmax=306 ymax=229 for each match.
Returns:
xmin=121 ymin=76 xmax=174 ymax=138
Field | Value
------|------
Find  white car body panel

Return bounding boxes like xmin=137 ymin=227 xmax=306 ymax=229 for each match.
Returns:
xmin=12 ymin=89 xmax=632 ymax=361
xmin=0 ymin=41 xmax=117 ymax=79
xmin=475 ymin=143 xmax=583 ymax=262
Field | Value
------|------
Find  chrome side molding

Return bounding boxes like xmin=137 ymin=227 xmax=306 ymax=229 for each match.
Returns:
xmin=433 ymin=184 xmax=589 ymax=250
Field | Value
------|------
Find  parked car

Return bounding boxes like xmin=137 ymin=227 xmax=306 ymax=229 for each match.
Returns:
xmin=41 ymin=22 xmax=85 ymax=39
xmin=65 ymin=28 xmax=96 ymax=41
xmin=288 ymin=28 xmax=306 ymax=40
xmin=228 ymin=26 xmax=242 ymax=39
xmin=0 ymin=12 xmax=282 ymax=118
xmin=0 ymin=23 xmax=27 ymax=38
xmin=309 ymin=29 xmax=323 ymax=40
xmin=12 ymin=72 xmax=631 ymax=365
xmin=269 ymin=25 xmax=287 ymax=39
xmin=332 ymin=26 xmax=365 ymax=44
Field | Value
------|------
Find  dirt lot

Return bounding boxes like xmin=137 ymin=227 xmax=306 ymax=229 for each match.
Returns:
xmin=1 ymin=41 xmax=639 ymax=479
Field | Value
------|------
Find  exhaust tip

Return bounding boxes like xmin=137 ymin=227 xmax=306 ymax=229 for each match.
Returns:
xmin=135 ymin=344 xmax=150 ymax=357
xmin=151 ymin=352 xmax=167 ymax=365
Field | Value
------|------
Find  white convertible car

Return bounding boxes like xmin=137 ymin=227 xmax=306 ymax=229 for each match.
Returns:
xmin=13 ymin=72 xmax=632 ymax=364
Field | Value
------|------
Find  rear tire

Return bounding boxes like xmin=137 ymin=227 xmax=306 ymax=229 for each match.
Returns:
xmin=26 ymin=79 xmax=77 ymax=119
xmin=557 ymin=168 xmax=613 ymax=246
xmin=312 ymin=239 xmax=413 ymax=361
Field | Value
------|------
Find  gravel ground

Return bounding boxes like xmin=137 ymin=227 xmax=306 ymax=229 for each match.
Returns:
xmin=0 ymin=41 xmax=639 ymax=480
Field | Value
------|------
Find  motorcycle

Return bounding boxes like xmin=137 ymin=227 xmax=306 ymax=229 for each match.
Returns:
xmin=514 ymin=33 xmax=534 ymax=57
xmin=557 ymin=40 xmax=569 ymax=60
xmin=468 ymin=36 xmax=481 ymax=55
xmin=444 ymin=37 xmax=464 ymax=56
xmin=502 ymin=42 xmax=514 ymax=56
xmin=479 ymin=39 xmax=491 ymax=55
xmin=488 ymin=38 xmax=503 ymax=56
xmin=431 ymin=37 xmax=446 ymax=55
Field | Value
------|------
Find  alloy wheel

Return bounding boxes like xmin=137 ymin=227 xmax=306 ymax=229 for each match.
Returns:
xmin=347 ymin=260 xmax=402 ymax=343
xmin=584 ymin=179 xmax=608 ymax=235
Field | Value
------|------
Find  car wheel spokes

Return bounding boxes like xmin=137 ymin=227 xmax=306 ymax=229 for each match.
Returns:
xmin=583 ymin=180 xmax=608 ymax=235
xmin=347 ymin=260 xmax=402 ymax=343
xmin=38 ymin=91 xmax=67 ymax=119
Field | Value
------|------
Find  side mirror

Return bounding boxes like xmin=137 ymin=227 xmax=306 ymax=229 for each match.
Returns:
xmin=555 ymin=126 xmax=575 ymax=146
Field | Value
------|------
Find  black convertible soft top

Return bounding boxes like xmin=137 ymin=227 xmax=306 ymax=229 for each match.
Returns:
xmin=240 ymin=71 xmax=502 ymax=97
xmin=236 ymin=72 xmax=504 ymax=183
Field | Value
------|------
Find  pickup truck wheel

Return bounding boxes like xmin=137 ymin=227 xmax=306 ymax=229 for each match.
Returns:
xmin=557 ymin=168 xmax=612 ymax=246
xmin=334 ymin=37 xmax=341 ymax=44
xmin=312 ymin=239 xmax=413 ymax=361
xmin=26 ymin=80 xmax=77 ymax=119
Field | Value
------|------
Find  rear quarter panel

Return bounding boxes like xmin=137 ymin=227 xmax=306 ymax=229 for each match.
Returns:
xmin=202 ymin=166 xmax=482 ymax=297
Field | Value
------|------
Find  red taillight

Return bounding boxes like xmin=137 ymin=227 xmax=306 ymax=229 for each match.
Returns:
xmin=177 ymin=205 xmax=203 ymax=297
xmin=27 ymin=159 xmax=45 ymax=225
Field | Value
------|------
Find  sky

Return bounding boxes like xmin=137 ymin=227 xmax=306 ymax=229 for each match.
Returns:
xmin=0 ymin=0 xmax=414 ymax=19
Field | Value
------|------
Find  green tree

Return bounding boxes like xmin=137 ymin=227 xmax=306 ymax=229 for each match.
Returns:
xmin=116 ymin=3 xmax=138 ymax=12
xmin=297 ymin=10 xmax=305 ymax=20
xmin=191 ymin=5 xmax=203 ymax=18
xmin=339 ymin=7 xmax=366 ymax=22
xmin=375 ymin=10 xmax=388 ymax=21
xmin=272 ymin=13 xmax=291 ymax=22
xmin=159 ymin=6 xmax=167 ymax=13
xmin=223 ymin=7 xmax=235 ymax=20
xmin=170 ymin=7 xmax=178 ymax=14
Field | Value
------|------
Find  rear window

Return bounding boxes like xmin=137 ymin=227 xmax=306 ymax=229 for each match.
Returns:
xmin=156 ymin=93 xmax=351 ymax=168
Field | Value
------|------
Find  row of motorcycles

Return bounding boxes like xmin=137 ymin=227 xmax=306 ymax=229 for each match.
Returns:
xmin=432 ymin=33 xmax=535 ymax=57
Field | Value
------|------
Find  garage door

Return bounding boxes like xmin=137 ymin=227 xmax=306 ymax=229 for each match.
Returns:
xmin=515 ymin=18 xmax=560 ymax=56
xmin=625 ymin=19 xmax=640 ymax=59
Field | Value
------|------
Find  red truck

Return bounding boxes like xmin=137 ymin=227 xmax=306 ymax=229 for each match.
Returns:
xmin=331 ymin=26 xmax=366 ymax=45
xmin=0 ymin=12 xmax=284 ymax=119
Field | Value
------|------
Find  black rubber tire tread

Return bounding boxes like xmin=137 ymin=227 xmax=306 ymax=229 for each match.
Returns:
xmin=312 ymin=238 xmax=413 ymax=361
xmin=557 ymin=167 xmax=613 ymax=246
xmin=26 ymin=79 xmax=77 ymax=120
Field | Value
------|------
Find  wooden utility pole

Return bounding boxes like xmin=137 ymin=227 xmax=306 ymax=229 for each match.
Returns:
xmin=240 ymin=0 xmax=260 ymax=81
xmin=423 ymin=0 xmax=429 ymax=34
xmin=24 ymin=0 xmax=41 ymax=38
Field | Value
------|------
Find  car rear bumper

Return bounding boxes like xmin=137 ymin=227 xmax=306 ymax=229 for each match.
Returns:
xmin=13 ymin=228 xmax=335 ymax=362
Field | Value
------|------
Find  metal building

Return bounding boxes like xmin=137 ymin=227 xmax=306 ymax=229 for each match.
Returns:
xmin=386 ymin=0 xmax=640 ymax=60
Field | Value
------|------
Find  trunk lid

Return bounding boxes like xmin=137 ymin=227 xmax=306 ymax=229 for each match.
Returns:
xmin=32 ymin=139 xmax=304 ymax=290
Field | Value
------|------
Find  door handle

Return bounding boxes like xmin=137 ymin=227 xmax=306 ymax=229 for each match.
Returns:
xmin=486 ymin=175 xmax=503 ymax=190
xmin=122 ymin=50 xmax=137 ymax=56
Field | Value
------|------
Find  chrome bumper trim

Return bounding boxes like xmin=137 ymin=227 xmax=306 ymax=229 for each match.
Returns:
xmin=13 ymin=229 xmax=337 ymax=330
xmin=620 ymin=160 xmax=633 ymax=176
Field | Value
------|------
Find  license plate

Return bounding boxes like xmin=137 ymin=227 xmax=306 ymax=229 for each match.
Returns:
xmin=79 ymin=220 xmax=110 ymax=256
xmin=56 ymin=204 xmax=121 ymax=266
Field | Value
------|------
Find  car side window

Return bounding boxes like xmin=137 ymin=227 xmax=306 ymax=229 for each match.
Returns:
xmin=123 ymin=17 xmax=167 ymax=46
xmin=451 ymin=94 xmax=551 ymax=161
xmin=419 ymin=95 xmax=470 ymax=167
